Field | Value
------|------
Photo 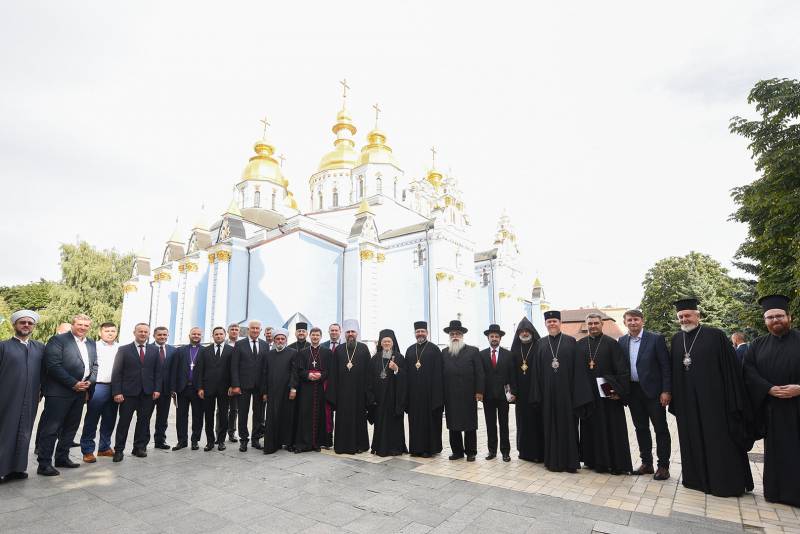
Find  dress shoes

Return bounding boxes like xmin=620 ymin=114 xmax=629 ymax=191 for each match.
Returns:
xmin=83 ymin=453 xmax=96 ymax=463
xmin=502 ymin=454 xmax=511 ymax=462
xmin=217 ymin=442 xmax=226 ymax=451
xmin=97 ymin=449 xmax=114 ymax=457
xmin=421 ymin=453 xmax=431 ymax=458
xmin=654 ymin=467 xmax=670 ymax=481
xmin=172 ymin=442 xmax=188 ymax=451
xmin=112 ymin=451 xmax=124 ymax=463
xmin=448 ymin=454 xmax=463 ymax=461
xmin=239 ymin=441 xmax=248 ymax=452
xmin=634 ymin=464 xmax=655 ymax=475
xmin=70 ymin=441 xmax=80 ymax=448
xmin=485 ymin=452 xmax=497 ymax=460
xmin=55 ymin=458 xmax=80 ymax=469
xmin=228 ymin=433 xmax=237 ymax=443
xmin=191 ymin=441 xmax=199 ymax=451
xmin=131 ymin=448 xmax=147 ymax=458
xmin=466 ymin=455 xmax=476 ymax=462
xmin=204 ymin=443 xmax=215 ymax=452
xmin=4 ymin=472 xmax=28 ymax=481
xmin=37 ymin=465 xmax=60 ymax=476
xmin=154 ymin=443 xmax=171 ymax=450
xmin=252 ymin=439 xmax=263 ymax=450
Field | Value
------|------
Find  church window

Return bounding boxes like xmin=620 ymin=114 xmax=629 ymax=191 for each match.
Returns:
xmin=254 ymin=190 xmax=261 ymax=208
xmin=393 ymin=178 xmax=398 ymax=199
xmin=481 ymin=268 xmax=490 ymax=287
xmin=318 ymin=190 xmax=323 ymax=210
xmin=332 ymin=187 xmax=339 ymax=207
xmin=358 ymin=175 xmax=365 ymax=198
xmin=402 ymin=190 xmax=406 ymax=202
xmin=271 ymin=190 xmax=276 ymax=210
xmin=414 ymin=244 xmax=426 ymax=267
xmin=376 ymin=176 xmax=382 ymax=193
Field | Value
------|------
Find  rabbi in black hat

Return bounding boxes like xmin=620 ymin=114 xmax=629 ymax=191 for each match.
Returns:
xmin=668 ymin=297 xmax=753 ymax=497
xmin=742 ymin=294 xmax=800 ymax=507
xmin=441 ymin=320 xmax=484 ymax=462
xmin=479 ymin=324 xmax=515 ymax=462
xmin=404 ymin=321 xmax=444 ymax=458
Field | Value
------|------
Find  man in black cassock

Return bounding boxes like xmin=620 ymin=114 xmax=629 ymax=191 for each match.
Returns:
xmin=0 ymin=310 xmax=44 ymax=483
xmin=577 ymin=313 xmax=632 ymax=475
xmin=327 ymin=319 xmax=372 ymax=454
xmin=261 ymin=328 xmax=298 ymax=454
xmin=441 ymin=320 xmax=484 ymax=462
xmin=293 ymin=327 xmax=332 ymax=452
xmin=369 ymin=329 xmax=407 ymax=456
xmin=530 ymin=310 xmax=594 ymax=473
xmin=404 ymin=321 xmax=444 ymax=458
xmin=743 ymin=294 xmax=800 ymax=507
xmin=510 ymin=317 xmax=543 ymax=462
xmin=669 ymin=298 xmax=753 ymax=497
xmin=479 ymin=324 xmax=515 ymax=462
xmin=288 ymin=322 xmax=309 ymax=352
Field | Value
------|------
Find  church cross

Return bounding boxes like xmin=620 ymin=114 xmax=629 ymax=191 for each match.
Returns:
xmin=339 ymin=78 xmax=350 ymax=104
xmin=430 ymin=146 xmax=437 ymax=168
xmin=259 ymin=116 xmax=270 ymax=139
xmin=372 ymin=102 xmax=381 ymax=129
xmin=278 ymin=153 xmax=286 ymax=168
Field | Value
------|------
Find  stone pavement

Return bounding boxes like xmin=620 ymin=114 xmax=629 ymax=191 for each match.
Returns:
xmin=0 ymin=405 xmax=797 ymax=533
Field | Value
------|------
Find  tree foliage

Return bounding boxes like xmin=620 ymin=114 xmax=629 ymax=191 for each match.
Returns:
xmin=640 ymin=252 xmax=764 ymax=340
xmin=730 ymin=78 xmax=800 ymax=319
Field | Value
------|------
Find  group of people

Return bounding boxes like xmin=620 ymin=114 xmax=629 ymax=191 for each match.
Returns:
xmin=1 ymin=294 xmax=798 ymax=508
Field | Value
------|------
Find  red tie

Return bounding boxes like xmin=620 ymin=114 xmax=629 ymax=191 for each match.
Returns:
xmin=491 ymin=348 xmax=497 ymax=369
xmin=159 ymin=345 xmax=165 ymax=363
xmin=139 ymin=345 xmax=145 ymax=364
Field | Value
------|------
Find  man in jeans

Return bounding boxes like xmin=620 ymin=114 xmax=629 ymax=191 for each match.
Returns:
xmin=80 ymin=322 xmax=120 ymax=462
xmin=618 ymin=309 xmax=672 ymax=480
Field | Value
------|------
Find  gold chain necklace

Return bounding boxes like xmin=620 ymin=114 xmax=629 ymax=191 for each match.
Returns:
xmin=548 ymin=334 xmax=562 ymax=372
xmin=415 ymin=341 xmax=427 ymax=369
xmin=520 ymin=342 xmax=533 ymax=374
xmin=346 ymin=343 xmax=356 ymax=371
xmin=587 ymin=335 xmax=603 ymax=370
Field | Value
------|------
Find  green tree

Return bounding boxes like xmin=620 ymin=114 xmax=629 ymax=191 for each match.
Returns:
xmin=0 ymin=279 xmax=55 ymax=312
xmin=0 ymin=295 xmax=13 ymax=339
xmin=730 ymin=78 xmax=800 ymax=320
xmin=639 ymin=252 xmax=763 ymax=339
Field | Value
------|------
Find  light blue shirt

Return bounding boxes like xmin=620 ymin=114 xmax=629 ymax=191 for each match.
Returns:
xmin=628 ymin=332 xmax=642 ymax=382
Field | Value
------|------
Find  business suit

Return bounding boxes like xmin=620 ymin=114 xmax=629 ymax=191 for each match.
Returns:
xmin=151 ymin=342 xmax=177 ymax=446
xmin=479 ymin=346 xmax=515 ymax=457
xmin=231 ymin=337 xmax=269 ymax=446
xmin=171 ymin=344 xmax=205 ymax=446
xmin=38 ymin=333 xmax=98 ymax=467
xmin=619 ymin=329 xmax=671 ymax=468
xmin=321 ymin=339 xmax=341 ymax=352
xmin=112 ymin=342 xmax=162 ymax=454
xmin=196 ymin=342 xmax=233 ymax=446
xmin=734 ymin=343 xmax=749 ymax=366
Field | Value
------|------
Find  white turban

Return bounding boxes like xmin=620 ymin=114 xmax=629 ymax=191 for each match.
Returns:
xmin=342 ymin=319 xmax=360 ymax=335
xmin=10 ymin=309 xmax=40 ymax=324
xmin=272 ymin=327 xmax=289 ymax=339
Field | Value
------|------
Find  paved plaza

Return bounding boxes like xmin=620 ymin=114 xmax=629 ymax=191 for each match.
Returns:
xmin=1 ymin=405 xmax=797 ymax=533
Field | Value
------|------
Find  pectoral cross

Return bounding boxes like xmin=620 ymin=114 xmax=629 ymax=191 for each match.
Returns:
xmin=372 ymin=102 xmax=381 ymax=129
xmin=259 ymin=116 xmax=270 ymax=139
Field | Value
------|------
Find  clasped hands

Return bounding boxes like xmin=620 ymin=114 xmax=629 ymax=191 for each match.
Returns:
xmin=769 ymin=384 xmax=800 ymax=398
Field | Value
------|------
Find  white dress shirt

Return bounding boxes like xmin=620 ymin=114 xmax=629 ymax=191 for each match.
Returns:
xmin=95 ymin=340 xmax=118 ymax=383
xmin=73 ymin=334 xmax=90 ymax=380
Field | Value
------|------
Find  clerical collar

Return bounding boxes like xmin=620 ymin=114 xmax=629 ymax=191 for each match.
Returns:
xmin=589 ymin=333 xmax=602 ymax=339
xmin=548 ymin=333 xmax=562 ymax=339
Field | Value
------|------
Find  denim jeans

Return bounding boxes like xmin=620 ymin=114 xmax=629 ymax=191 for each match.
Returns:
xmin=80 ymin=384 xmax=118 ymax=454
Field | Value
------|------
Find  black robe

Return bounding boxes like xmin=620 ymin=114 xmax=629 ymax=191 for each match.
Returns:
xmin=442 ymin=345 xmax=484 ymax=432
xmin=288 ymin=340 xmax=309 ymax=352
xmin=369 ymin=352 xmax=407 ymax=456
xmin=293 ymin=345 xmax=332 ymax=451
xmin=327 ymin=342 xmax=372 ymax=454
xmin=577 ymin=334 xmax=632 ymax=474
xmin=530 ymin=333 xmax=594 ymax=472
xmin=668 ymin=326 xmax=754 ymax=497
xmin=404 ymin=341 xmax=444 ymax=455
xmin=0 ymin=338 xmax=44 ymax=477
xmin=743 ymin=329 xmax=800 ymax=507
xmin=261 ymin=347 xmax=298 ymax=454
xmin=510 ymin=318 xmax=543 ymax=462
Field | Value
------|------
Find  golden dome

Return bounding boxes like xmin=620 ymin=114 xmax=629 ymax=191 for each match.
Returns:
xmin=241 ymin=139 xmax=286 ymax=186
xmin=356 ymin=197 xmax=372 ymax=215
xmin=426 ymin=168 xmax=443 ymax=189
xmin=284 ymin=190 xmax=298 ymax=210
xmin=318 ymin=107 xmax=359 ymax=172
xmin=359 ymin=128 xmax=399 ymax=167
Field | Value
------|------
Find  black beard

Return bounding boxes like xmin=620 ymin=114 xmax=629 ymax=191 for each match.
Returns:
xmin=346 ymin=339 xmax=357 ymax=350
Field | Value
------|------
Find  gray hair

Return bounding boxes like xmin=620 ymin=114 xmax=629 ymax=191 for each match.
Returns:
xmin=248 ymin=319 xmax=262 ymax=328
xmin=72 ymin=313 xmax=92 ymax=323
xmin=585 ymin=312 xmax=603 ymax=322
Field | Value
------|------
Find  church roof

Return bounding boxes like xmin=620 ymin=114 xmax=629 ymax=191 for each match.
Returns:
xmin=558 ymin=308 xmax=624 ymax=341
xmin=379 ymin=221 xmax=430 ymax=240
xmin=474 ymin=248 xmax=498 ymax=262
xmin=209 ymin=217 xmax=247 ymax=240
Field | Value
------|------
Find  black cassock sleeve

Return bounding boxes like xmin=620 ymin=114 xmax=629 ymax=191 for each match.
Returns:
xmin=431 ymin=347 xmax=444 ymax=411
xmin=742 ymin=342 xmax=771 ymax=440
xmin=394 ymin=354 xmax=407 ymax=416
xmin=603 ymin=339 xmax=631 ymax=402
xmin=326 ymin=347 xmax=339 ymax=408
xmin=716 ymin=330 xmax=754 ymax=451
xmin=571 ymin=343 xmax=595 ymax=419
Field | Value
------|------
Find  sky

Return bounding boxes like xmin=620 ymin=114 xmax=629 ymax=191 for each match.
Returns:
xmin=2 ymin=1 xmax=799 ymax=310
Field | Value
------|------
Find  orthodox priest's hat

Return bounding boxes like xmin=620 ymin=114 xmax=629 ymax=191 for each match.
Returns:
xmin=295 ymin=322 xmax=308 ymax=331
xmin=543 ymin=310 xmax=561 ymax=321
xmin=443 ymin=320 xmax=468 ymax=334
xmin=673 ymin=297 xmax=699 ymax=311
xmin=758 ymin=294 xmax=790 ymax=313
xmin=413 ymin=321 xmax=428 ymax=330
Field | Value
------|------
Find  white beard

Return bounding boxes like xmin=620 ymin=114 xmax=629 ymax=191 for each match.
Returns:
xmin=275 ymin=343 xmax=286 ymax=351
xmin=518 ymin=334 xmax=532 ymax=343
xmin=382 ymin=350 xmax=393 ymax=359
xmin=680 ymin=324 xmax=698 ymax=333
xmin=448 ymin=339 xmax=465 ymax=356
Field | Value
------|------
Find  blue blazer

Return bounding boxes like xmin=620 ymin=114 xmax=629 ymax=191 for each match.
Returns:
xmin=618 ymin=330 xmax=671 ymax=399
xmin=43 ymin=332 xmax=98 ymax=397
xmin=148 ymin=342 xmax=177 ymax=392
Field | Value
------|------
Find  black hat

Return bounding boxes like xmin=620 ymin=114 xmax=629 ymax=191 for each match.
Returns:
xmin=413 ymin=321 xmax=428 ymax=330
xmin=758 ymin=294 xmax=790 ymax=313
xmin=443 ymin=320 xmax=468 ymax=334
xmin=295 ymin=322 xmax=308 ymax=331
xmin=673 ymin=298 xmax=699 ymax=312
xmin=543 ymin=310 xmax=561 ymax=321
xmin=483 ymin=324 xmax=505 ymax=337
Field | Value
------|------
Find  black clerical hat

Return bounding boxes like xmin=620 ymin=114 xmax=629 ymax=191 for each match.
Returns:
xmin=413 ymin=321 xmax=428 ymax=330
xmin=673 ymin=298 xmax=699 ymax=312
xmin=483 ymin=324 xmax=505 ymax=337
xmin=543 ymin=310 xmax=561 ymax=321
xmin=295 ymin=322 xmax=308 ymax=331
xmin=758 ymin=294 xmax=790 ymax=313
xmin=443 ymin=320 xmax=468 ymax=334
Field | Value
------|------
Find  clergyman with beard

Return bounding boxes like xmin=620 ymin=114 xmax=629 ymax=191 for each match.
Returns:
xmin=668 ymin=298 xmax=753 ymax=497
xmin=404 ymin=321 xmax=444 ymax=458
xmin=441 ymin=320 xmax=484 ymax=462
xmin=509 ymin=317 xmax=543 ymax=462
xmin=261 ymin=328 xmax=298 ymax=454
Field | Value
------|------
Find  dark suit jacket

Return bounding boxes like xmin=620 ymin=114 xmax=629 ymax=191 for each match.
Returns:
xmin=43 ymin=332 xmax=98 ymax=397
xmin=734 ymin=343 xmax=749 ymax=366
xmin=171 ymin=344 xmax=204 ymax=393
xmin=111 ymin=342 xmax=162 ymax=397
xmin=479 ymin=346 xmax=515 ymax=401
xmin=618 ymin=330 xmax=670 ymax=399
xmin=148 ymin=342 xmax=177 ymax=393
xmin=231 ymin=337 xmax=269 ymax=390
xmin=196 ymin=343 xmax=233 ymax=396
xmin=321 ymin=340 xmax=342 ymax=351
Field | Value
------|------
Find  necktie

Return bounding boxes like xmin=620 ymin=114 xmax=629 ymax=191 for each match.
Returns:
xmin=159 ymin=345 xmax=165 ymax=363
xmin=331 ymin=341 xmax=337 ymax=351
xmin=215 ymin=344 xmax=221 ymax=359
xmin=491 ymin=348 xmax=497 ymax=369
xmin=138 ymin=345 xmax=145 ymax=364
xmin=252 ymin=340 xmax=258 ymax=355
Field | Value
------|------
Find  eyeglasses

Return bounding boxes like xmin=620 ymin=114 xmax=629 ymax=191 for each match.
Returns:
xmin=765 ymin=314 xmax=788 ymax=322
xmin=16 ymin=320 xmax=35 ymax=326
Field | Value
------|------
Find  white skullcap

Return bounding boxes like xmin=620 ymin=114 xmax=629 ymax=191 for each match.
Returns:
xmin=10 ymin=309 xmax=39 ymax=324
xmin=272 ymin=327 xmax=289 ymax=339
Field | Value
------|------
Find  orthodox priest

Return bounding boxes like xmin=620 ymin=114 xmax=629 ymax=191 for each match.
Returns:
xmin=0 ymin=310 xmax=45 ymax=483
xmin=261 ymin=328 xmax=298 ymax=454
xmin=669 ymin=298 xmax=753 ymax=497
xmin=288 ymin=322 xmax=309 ymax=352
xmin=510 ymin=317 xmax=543 ymax=462
xmin=530 ymin=310 xmax=594 ymax=473
xmin=369 ymin=329 xmax=407 ymax=456
xmin=293 ymin=327 xmax=333 ymax=452
xmin=327 ymin=319 xmax=372 ymax=454
xmin=441 ymin=320 xmax=484 ymax=462
xmin=404 ymin=321 xmax=444 ymax=458
xmin=577 ymin=313 xmax=632 ymax=475
xmin=743 ymin=294 xmax=800 ymax=507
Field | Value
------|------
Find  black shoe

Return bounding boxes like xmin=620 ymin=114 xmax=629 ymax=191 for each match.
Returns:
xmin=239 ymin=441 xmax=248 ymax=452
xmin=172 ymin=442 xmax=187 ymax=451
xmin=421 ymin=453 xmax=431 ymax=458
xmin=191 ymin=441 xmax=199 ymax=451
xmin=485 ymin=452 xmax=496 ymax=460
xmin=502 ymin=454 xmax=511 ymax=462
xmin=154 ymin=443 xmax=170 ymax=450
xmin=70 ymin=441 xmax=80 ymax=448
xmin=218 ymin=442 xmax=226 ymax=451
xmin=228 ymin=433 xmax=237 ymax=443
xmin=654 ymin=467 xmax=671 ymax=481
xmin=4 ymin=472 xmax=28 ymax=481
xmin=113 ymin=451 xmax=124 ymax=463
xmin=37 ymin=465 xmax=60 ymax=476
xmin=448 ymin=454 xmax=463 ymax=461
xmin=466 ymin=455 xmax=476 ymax=462
xmin=252 ymin=439 xmax=263 ymax=450
xmin=131 ymin=448 xmax=147 ymax=458
xmin=204 ymin=443 xmax=214 ymax=452
xmin=54 ymin=458 xmax=80 ymax=468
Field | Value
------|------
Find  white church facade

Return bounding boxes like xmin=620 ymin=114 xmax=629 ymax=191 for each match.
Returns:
xmin=120 ymin=93 xmax=548 ymax=348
